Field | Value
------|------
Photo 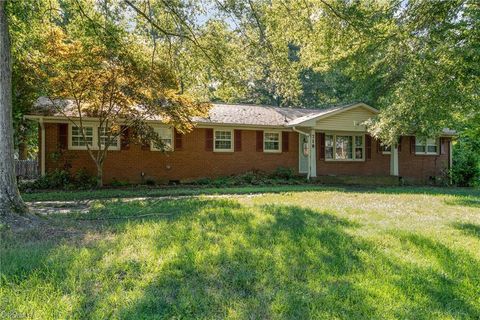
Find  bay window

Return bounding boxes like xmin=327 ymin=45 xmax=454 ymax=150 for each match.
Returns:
xmin=325 ymin=134 xmax=364 ymax=161
xmin=336 ymin=135 xmax=353 ymax=160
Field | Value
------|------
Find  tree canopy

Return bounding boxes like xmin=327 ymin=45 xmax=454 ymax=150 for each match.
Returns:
xmin=7 ymin=0 xmax=480 ymax=149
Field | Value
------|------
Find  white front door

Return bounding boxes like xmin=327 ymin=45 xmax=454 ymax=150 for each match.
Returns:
xmin=298 ymin=134 xmax=309 ymax=173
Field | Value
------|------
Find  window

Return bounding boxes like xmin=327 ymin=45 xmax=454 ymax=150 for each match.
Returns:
xmin=325 ymin=135 xmax=334 ymax=159
xmin=71 ymin=125 xmax=93 ymax=148
xmin=99 ymin=126 xmax=119 ymax=150
xmin=214 ymin=130 xmax=233 ymax=151
xmin=325 ymin=134 xmax=364 ymax=161
xmin=264 ymin=132 xmax=281 ymax=152
xmin=151 ymin=127 xmax=173 ymax=151
xmin=355 ymin=136 xmax=363 ymax=159
xmin=415 ymin=137 xmax=438 ymax=155
xmin=381 ymin=145 xmax=391 ymax=154
xmin=336 ymin=135 xmax=353 ymax=160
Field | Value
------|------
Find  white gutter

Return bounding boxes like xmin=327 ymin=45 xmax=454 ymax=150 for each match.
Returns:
xmin=39 ymin=117 xmax=45 ymax=176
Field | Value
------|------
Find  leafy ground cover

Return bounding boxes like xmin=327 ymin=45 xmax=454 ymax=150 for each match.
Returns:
xmin=1 ymin=186 xmax=479 ymax=319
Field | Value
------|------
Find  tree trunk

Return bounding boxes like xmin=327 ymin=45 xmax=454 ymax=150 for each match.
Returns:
xmin=0 ymin=1 xmax=28 ymax=216
xmin=18 ymin=141 xmax=28 ymax=160
xmin=96 ymin=163 xmax=103 ymax=188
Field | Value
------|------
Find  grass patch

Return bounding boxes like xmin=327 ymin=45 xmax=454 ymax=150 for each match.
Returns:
xmin=2 ymin=187 xmax=480 ymax=319
xmin=21 ymin=184 xmax=480 ymax=202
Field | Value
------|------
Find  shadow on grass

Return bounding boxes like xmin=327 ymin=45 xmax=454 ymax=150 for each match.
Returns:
xmin=444 ymin=197 xmax=480 ymax=208
xmin=2 ymin=198 xmax=480 ymax=318
xmin=119 ymin=205 xmax=375 ymax=319
xmin=387 ymin=232 xmax=480 ymax=318
xmin=453 ymin=222 xmax=480 ymax=239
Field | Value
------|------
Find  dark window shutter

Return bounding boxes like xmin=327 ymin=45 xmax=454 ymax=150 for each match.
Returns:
xmin=282 ymin=131 xmax=289 ymax=152
xmin=120 ymin=126 xmax=130 ymax=150
xmin=410 ymin=136 xmax=415 ymax=154
xmin=205 ymin=128 xmax=213 ymax=151
xmin=234 ymin=129 xmax=242 ymax=152
xmin=376 ymin=139 xmax=382 ymax=153
xmin=317 ymin=133 xmax=325 ymax=160
xmin=256 ymin=130 xmax=263 ymax=152
xmin=141 ymin=139 xmax=150 ymax=151
xmin=440 ymin=138 xmax=448 ymax=155
xmin=365 ymin=134 xmax=372 ymax=160
xmin=398 ymin=136 xmax=402 ymax=152
xmin=174 ymin=129 xmax=183 ymax=150
xmin=58 ymin=123 xmax=68 ymax=149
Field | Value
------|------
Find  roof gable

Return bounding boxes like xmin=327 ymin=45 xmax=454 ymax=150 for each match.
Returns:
xmin=287 ymin=103 xmax=379 ymax=127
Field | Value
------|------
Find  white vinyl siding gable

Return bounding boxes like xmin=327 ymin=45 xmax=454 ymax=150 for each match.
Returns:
xmin=315 ymin=107 xmax=376 ymax=132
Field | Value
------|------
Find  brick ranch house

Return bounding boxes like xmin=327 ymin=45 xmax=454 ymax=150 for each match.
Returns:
xmin=26 ymin=101 xmax=455 ymax=184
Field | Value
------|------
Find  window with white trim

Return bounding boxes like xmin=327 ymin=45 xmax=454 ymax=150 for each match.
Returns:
xmin=151 ymin=127 xmax=173 ymax=151
xmin=325 ymin=135 xmax=334 ymax=159
xmin=415 ymin=137 xmax=438 ymax=155
xmin=325 ymin=134 xmax=364 ymax=161
xmin=381 ymin=145 xmax=391 ymax=154
xmin=264 ymin=132 xmax=281 ymax=152
xmin=336 ymin=135 xmax=353 ymax=160
xmin=354 ymin=136 xmax=363 ymax=159
xmin=99 ymin=126 xmax=119 ymax=150
xmin=71 ymin=125 xmax=94 ymax=148
xmin=214 ymin=130 xmax=233 ymax=151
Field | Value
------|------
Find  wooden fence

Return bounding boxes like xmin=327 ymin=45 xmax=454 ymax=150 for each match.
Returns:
xmin=15 ymin=160 xmax=39 ymax=179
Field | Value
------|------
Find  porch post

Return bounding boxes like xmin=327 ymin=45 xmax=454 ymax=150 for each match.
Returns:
xmin=40 ymin=118 xmax=45 ymax=176
xmin=449 ymin=139 xmax=453 ymax=184
xmin=390 ymin=144 xmax=399 ymax=176
xmin=309 ymin=129 xmax=317 ymax=177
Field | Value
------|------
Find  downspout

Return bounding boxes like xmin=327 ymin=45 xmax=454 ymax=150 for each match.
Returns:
xmin=449 ymin=139 xmax=453 ymax=185
xmin=39 ymin=117 xmax=45 ymax=176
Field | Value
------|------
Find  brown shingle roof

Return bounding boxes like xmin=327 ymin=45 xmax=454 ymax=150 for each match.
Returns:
xmin=31 ymin=97 xmax=358 ymax=127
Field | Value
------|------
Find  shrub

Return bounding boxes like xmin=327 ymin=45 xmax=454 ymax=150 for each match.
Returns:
xmin=452 ymin=144 xmax=480 ymax=187
xmin=145 ymin=178 xmax=156 ymax=186
xmin=272 ymin=167 xmax=295 ymax=180
xmin=109 ymin=178 xmax=130 ymax=187
xmin=20 ymin=169 xmax=96 ymax=191
xmin=31 ymin=169 xmax=71 ymax=189
xmin=191 ymin=168 xmax=302 ymax=187
xmin=74 ymin=168 xmax=97 ymax=189
xmin=192 ymin=177 xmax=212 ymax=185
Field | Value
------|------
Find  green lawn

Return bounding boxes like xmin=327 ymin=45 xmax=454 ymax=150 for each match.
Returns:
xmin=1 ymin=186 xmax=480 ymax=319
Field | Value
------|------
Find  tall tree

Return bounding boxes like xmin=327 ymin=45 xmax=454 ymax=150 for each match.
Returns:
xmin=0 ymin=0 xmax=28 ymax=216
xmin=35 ymin=2 xmax=210 ymax=187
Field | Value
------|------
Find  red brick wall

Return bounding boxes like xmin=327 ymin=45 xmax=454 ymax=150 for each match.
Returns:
xmin=42 ymin=123 xmax=450 ymax=184
xmin=43 ymin=123 xmax=299 ymax=183
xmin=316 ymin=135 xmax=450 ymax=182
xmin=398 ymin=136 xmax=450 ymax=182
